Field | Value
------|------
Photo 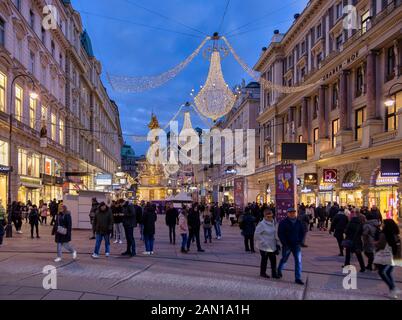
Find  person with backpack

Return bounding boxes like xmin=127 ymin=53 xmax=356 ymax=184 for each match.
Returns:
xmin=142 ymin=203 xmax=157 ymax=255
xmin=374 ymin=219 xmax=401 ymax=299
xmin=202 ymin=211 xmax=213 ymax=244
xmin=363 ymin=213 xmax=381 ymax=271
xmin=28 ymin=205 xmax=40 ymax=239
xmin=240 ymin=207 xmax=256 ymax=253
xmin=255 ymin=209 xmax=280 ymax=279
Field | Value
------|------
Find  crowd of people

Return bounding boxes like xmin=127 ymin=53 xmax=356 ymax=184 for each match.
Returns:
xmin=0 ymin=197 xmax=400 ymax=299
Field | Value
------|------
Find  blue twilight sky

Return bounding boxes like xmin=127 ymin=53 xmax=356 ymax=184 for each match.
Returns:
xmin=71 ymin=0 xmax=309 ymax=156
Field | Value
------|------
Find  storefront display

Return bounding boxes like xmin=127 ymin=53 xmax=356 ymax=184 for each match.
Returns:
xmin=18 ymin=176 xmax=42 ymax=206
xmin=369 ymin=173 xmax=399 ymax=222
xmin=299 ymin=187 xmax=317 ymax=206
xmin=339 ymin=171 xmax=364 ymax=207
xmin=318 ymin=184 xmax=336 ymax=205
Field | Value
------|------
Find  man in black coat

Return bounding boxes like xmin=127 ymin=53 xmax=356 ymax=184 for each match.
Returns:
xmin=277 ymin=208 xmax=305 ymax=285
xmin=49 ymin=199 xmax=58 ymax=226
xmin=186 ymin=203 xmax=204 ymax=252
xmin=121 ymin=200 xmax=137 ymax=257
xmin=240 ymin=208 xmax=256 ymax=252
xmin=165 ymin=202 xmax=179 ymax=245
xmin=330 ymin=208 xmax=348 ymax=256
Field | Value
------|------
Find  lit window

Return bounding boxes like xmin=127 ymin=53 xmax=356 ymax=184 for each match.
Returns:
xmin=313 ymin=128 xmax=319 ymax=144
xmin=386 ymin=91 xmax=402 ymax=132
xmin=51 ymin=113 xmax=56 ymax=141
xmin=355 ymin=108 xmax=365 ymax=140
xmin=298 ymin=135 xmax=303 ymax=143
xmin=29 ymin=97 xmax=36 ymax=129
xmin=59 ymin=119 xmax=64 ymax=145
xmin=361 ymin=11 xmax=370 ymax=34
xmin=0 ymin=71 xmax=6 ymax=111
xmin=332 ymin=119 xmax=340 ymax=149
xmin=15 ymin=85 xmax=23 ymax=121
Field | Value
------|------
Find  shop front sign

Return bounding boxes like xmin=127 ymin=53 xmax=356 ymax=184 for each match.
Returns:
xmin=342 ymin=182 xmax=357 ymax=189
xmin=323 ymin=169 xmax=338 ymax=183
xmin=381 ymin=159 xmax=400 ymax=177
xmin=319 ymin=185 xmax=334 ymax=192
xmin=304 ymin=173 xmax=318 ymax=186
xmin=0 ymin=165 xmax=12 ymax=174
xmin=301 ymin=187 xmax=313 ymax=193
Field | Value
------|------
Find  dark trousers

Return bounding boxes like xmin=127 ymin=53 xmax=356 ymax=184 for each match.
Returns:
xmin=124 ymin=225 xmax=136 ymax=255
xmin=30 ymin=222 xmax=39 ymax=237
xmin=244 ymin=235 xmax=254 ymax=252
xmin=345 ymin=248 xmax=365 ymax=270
xmin=168 ymin=224 xmax=176 ymax=244
xmin=12 ymin=218 xmax=22 ymax=231
xmin=187 ymin=228 xmax=202 ymax=251
xmin=260 ymin=251 xmax=277 ymax=277
xmin=0 ymin=224 xmax=4 ymax=245
xmin=41 ymin=216 xmax=47 ymax=224
xmin=378 ymin=265 xmax=395 ymax=291
xmin=50 ymin=214 xmax=56 ymax=226
xmin=335 ymin=233 xmax=344 ymax=255
xmin=365 ymin=252 xmax=374 ymax=269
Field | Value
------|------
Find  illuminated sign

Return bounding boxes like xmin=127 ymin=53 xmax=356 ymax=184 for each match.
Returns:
xmin=304 ymin=173 xmax=318 ymax=186
xmin=342 ymin=182 xmax=356 ymax=189
xmin=96 ymin=174 xmax=112 ymax=186
xmin=301 ymin=187 xmax=313 ymax=193
xmin=319 ymin=185 xmax=334 ymax=191
xmin=323 ymin=169 xmax=338 ymax=183
xmin=381 ymin=159 xmax=400 ymax=177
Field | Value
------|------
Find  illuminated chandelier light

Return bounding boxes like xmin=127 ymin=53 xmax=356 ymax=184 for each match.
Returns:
xmin=222 ymin=36 xmax=322 ymax=93
xmin=108 ymin=37 xmax=210 ymax=93
xmin=194 ymin=50 xmax=236 ymax=121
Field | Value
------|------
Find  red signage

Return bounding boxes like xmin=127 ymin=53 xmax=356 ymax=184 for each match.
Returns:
xmin=323 ymin=169 xmax=338 ymax=183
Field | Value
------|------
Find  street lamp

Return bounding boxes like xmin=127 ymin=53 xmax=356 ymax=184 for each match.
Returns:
xmin=384 ymin=82 xmax=402 ymax=107
xmin=6 ymin=74 xmax=38 ymax=238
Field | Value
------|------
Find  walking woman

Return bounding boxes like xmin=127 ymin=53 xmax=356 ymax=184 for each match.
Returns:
xmin=142 ymin=203 xmax=157 ymax=255
xmin=52 ymin=205 xmax=77 ymax=262
xmin=40 ymin=202 xmax=48 ymax=225
xmin=343 ymin=216 xmax=366 ymax=272
xmin=374 ymin=219 xmax=401 ymax=299
xmin=363 ymin=214 xmax=380 ymax=271
xmin=178 ymin=207 xmax=189 ymax=253
xmin=254 ymin=209 xmax=280 ymax=279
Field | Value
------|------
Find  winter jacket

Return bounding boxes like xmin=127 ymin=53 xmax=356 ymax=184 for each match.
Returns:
xmin=330 ymin=212 xmax=348 ymax=236
xmin=278 ymin=218 xmax=304 ymax=248
xmin=362 ymin=219 xmax=380 ymax=254
xmin=255 ymin=220 xmax=279 ymax=252
xmin=240 ymin=213 xmax=256 ymax=237
xmin=142 ymin=207 xmax=157 ymax=236
xmin=329 ymin=206 xmax=340 ymax=221
xmin=11 ymin=204 xmax=21 ymax=220
xmin=89 ymin=202 xmax=99 ymax=220
xmin=112 ymin=205 xmax=123 ymax=224
xmin=49 ymin=201 xmax=58 ymax=216
xmin=122 ymin=202 xmax=136 ymax=228
xmin=0 ymin=204 xmax=6 ymax=223
xmin=298 ymin=212 xmax=310 ymax=233
xmin=344 ymin=217 xmax=363 ymax=252
xmin=178 ymin=213 xmax=188 ymax=233
xmin=94 ymin=207 xmax=113 ymax=235
xmin=188 ymin=208 xmax=201 ymax=230
xmin=134 ymin=205 xmax=143 ymax=224
xmin=28 ymin=208 xmax=39 ymax=224
xmin=370 ymin=208 xmax=383 ymax=223
xmin=202 ymin=213 xmax=212 ymax=229
xmin=165 ymin=208 xmax=179 ymax=226
xmin=40 ymin=205 xmax=48 ymax=218
xmin=52 ymin=212 xmax=72 ymax=243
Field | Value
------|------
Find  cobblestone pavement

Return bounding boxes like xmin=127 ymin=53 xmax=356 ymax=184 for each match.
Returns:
xmin=0 ymin=218 xmax=400 ymax=300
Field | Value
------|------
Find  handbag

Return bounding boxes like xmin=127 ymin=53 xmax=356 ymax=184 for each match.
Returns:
xmin=57 ymin=226 xmax=67 ymax=235
xmin=374 ymin=244 xmax=395 ymax=266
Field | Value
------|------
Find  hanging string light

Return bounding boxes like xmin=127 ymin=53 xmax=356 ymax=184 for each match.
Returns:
xmin=107 ymin=37 xmax=210 ymax=93
xmin=194 ymin=50 xmax=236 ymax=121
xmin=222 ymin=36 xmax=322 ymax=93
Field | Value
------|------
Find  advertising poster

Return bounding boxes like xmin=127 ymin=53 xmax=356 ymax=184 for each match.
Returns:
xmin=234 ymin=177 xmax=245 ymax=211
xmin=275 ymin=164 xmax=297 ymax=223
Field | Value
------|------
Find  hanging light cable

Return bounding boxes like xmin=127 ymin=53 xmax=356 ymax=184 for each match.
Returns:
xmin=107 ymin=36 xmax=210 ymax=93
xmin=222 ymin=36 xmax=322 ymax=93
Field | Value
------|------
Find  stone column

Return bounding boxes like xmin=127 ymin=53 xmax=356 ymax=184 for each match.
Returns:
xmin=397 ymin=108 xmax=402 ymax=139
xmin=366 ymin=50 xmax=377 ymax=120
xmin=301 ymin=97 xmax=310 ymax=143
xmin=288 ymin=107 xmax=296 ymax=142
xmin=318 ymin=85 xmax=328 ymax=139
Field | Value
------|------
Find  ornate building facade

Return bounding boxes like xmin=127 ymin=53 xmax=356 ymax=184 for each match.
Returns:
xmin=0 ymin=0 xmax=123 ymax=206
xmin=252 ymin=0 xmax=402 ymax=220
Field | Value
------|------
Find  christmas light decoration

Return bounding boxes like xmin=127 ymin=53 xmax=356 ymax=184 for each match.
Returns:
xmin=108 ymin=37 xmax=210 ymax=93
xmin=194 ymin=50 xmax=236 ymax=121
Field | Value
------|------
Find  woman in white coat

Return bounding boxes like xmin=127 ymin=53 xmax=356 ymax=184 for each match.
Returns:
xmin=254 ymin=209 xmax=281 ymax=279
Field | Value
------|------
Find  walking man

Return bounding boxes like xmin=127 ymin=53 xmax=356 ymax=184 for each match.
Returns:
xmin=187 ymin=203 xmax=205 ymax=252
xmin=165 ymin=202 xmax=179 ymax=245
xmin=121 ymin=200 xmax=137 ymax=257
xmin=277 ymin=208 xmax=305 ymax=285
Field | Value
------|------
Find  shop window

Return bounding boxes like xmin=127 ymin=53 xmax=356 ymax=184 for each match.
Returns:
xmin=355 ymin=107 xmax=365 ymax=140
xmin=29 ymin=97 xmax=36 ymax=129
xmin=386 ymin=91 xmax=402 ymax=132
xmin=44 ymin=158 xmax=53 ymax=176
xmin=361 ymin=10 xmax=370 ymax=34
xmin=18 ymin=149 xmax=40 ymax=178
xmin=386 ymin=47 xmax=395 ymax=81
xmin=332 ymin=119 xmax=340 ymax=149
xmin=15 ymin=85 xmax=23 ymax=121
xmin=0 ymin=71 xmax=6 ymax=112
